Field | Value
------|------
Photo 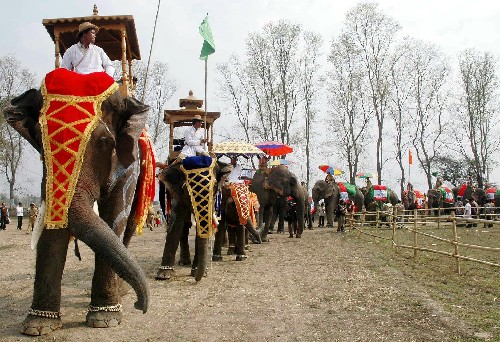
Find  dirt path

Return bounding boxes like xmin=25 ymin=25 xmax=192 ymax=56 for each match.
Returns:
xmin=0 ymin=224 xmax=475 ymax=341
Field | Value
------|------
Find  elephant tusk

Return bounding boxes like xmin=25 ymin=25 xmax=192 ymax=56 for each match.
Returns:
xmin=31 ymin=201 xmax=46 ymax=250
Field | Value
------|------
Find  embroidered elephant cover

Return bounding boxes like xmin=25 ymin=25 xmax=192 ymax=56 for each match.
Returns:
xmin=439 ymin=187 xmax=455 ymax=203
xmin=135 ymin=130 xmax=156 ymax=235
xmin=40 ymin=68 xmax=118 ymax=229
xmin=371 ymin=185 xmax=388 ymax=202
xmin=337 ymin=182 xmax=357 ymax=202
xmin=486 ymin=187 xmax=498 ymax=200
xmin=229 ymin=183 xmax=257 ymax=226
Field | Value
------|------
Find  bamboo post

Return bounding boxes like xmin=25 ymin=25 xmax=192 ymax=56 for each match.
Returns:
xmin=451 ymin=211 xmax=461 ymax=275
xmin=437 ymin=207 xmax=441 ymax=229
xmin=391 ymin=206 xmax=396 ymax=248
xmin=376 ymin=209 xmax=380 ymax=229
xmin=413 ymin=209 xmax=418 ymax=258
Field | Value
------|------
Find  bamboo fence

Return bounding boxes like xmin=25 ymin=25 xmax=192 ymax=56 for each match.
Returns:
xmin=346 ymin=206 xmax=500 ymax=275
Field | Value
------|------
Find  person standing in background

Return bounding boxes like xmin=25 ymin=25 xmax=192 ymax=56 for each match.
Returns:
xmin=16 ymin=202 xmax=24 ymax=230
xmin=0 ymin=202 xmax=8 ymax=230
xmin=26 ymin=203 xmax=38 ymax=234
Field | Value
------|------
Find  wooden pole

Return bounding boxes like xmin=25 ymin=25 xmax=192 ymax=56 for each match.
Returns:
xmin=204 ymin=59 xmax=208 ymax=145
xmin=413 ymin=209 xmax=418 ymax=258
xmin=451 ymin=211 xmax=461 ymax=275
xmin=391 ymin=206 xmax=396 ymax=248
xmin=437 ymin=207 xmax=441 ymax=229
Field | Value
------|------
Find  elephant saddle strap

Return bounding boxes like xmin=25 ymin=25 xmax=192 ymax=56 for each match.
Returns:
xmin=134 ymin=130 xmax=156 ymax=235
xmin=181 ymin=157 xmax=216 ymax=238
xmin=40 ymin=68 xmax=118 ymax=229
xmin=229 ymin=183 xmax=256 ymax=226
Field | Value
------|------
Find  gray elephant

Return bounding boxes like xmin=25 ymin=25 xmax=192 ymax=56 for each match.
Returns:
xmin=212 ymin=183 xmax=262 ymax=262
xmin=312 ymin=180 xmax=364 ymax=227
xmin=453 ymin=184 xmax=487 ymax=206
xmin=250 ymin=166 xmax=307 ymax=240
xmin=155 ymin=158 xmax=232 ymax=281
xmin=363 ymin=185 xmax=399 ymax=208
xmin=4 ymin=69 xmax=150 ymax=335
xmin=427 ymin=187 xmax=455 ymax=214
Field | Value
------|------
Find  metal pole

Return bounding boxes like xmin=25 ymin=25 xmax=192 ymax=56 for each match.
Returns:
xmin=204 ymin=59 xmax=208 ymax=147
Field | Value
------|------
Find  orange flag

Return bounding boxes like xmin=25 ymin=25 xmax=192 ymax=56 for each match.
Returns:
xmin=409 ymin=150 xmax=413 ymax=165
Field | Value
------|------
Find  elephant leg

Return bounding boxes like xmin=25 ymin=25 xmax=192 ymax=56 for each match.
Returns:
xmin=260 ymin=206 xmax=273 ymax=242
xmin=235 ymin=225 xmax=247 ymax=261
xmin=156 ymin=207 xmax=188 ymax=280
xmin=212 ymin=215 xmax=226 ymax=261
xmin=21 ymin=229 xmax=70 ymax=336
xmin=178 ymin=221 xmax=192 ymax=266
xmin=227 ymin=225 xmax=236 ymax=255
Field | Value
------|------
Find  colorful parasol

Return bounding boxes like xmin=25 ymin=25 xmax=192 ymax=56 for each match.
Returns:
xmin=318 ymin=165 xmax=343 ymax=175
xmin=213 ymin=141 xmax=265 ymax=157
xmin=254 ymin=141 xmax=293 ymax=156
xmin=356 ymin=172 xmax=377 ymax=179
xmin=270 ymin=159 xmax=291 ymax=166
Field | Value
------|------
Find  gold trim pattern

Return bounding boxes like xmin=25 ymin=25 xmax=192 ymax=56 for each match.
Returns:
xmin=40 ymin=80 xmax=119 ymax=229
xmin=180 ymin=159 xmax=216 ymax=238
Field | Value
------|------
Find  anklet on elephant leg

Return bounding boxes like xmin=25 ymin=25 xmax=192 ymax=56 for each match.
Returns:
xmin=87 ymin=303 xmax=122 ymax=313
xmin=27 ymin=309 xmax=61 ymax=319
xmin=158 ymin=265 xmax=174 ymax=271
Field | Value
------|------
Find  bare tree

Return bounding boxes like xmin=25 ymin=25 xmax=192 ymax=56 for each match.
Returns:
xmin=457 ymin=49 xmax=499 ymax=187
xmin=406 ymin=40 xmax=450 ymax=189
xmin=300 ymin=31 xmax=323 ymax=188
xmin=0 ymin=54 xmax=36 ymax=204
xmin=216 ymin=56 xmax=254 ymax=142
xmin=133 ymin=60 xmax=177 ymax=157
xmin=327 ymin=33 xmax=371 ymax=184
xmin=343 ymin=3 xmax=400 ymax=184
xmin=245 ymin=20 xmax=301 ymax=145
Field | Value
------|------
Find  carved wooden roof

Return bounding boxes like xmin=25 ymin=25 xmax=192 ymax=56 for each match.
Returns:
xmin=42 ymin=15 xmax=141 ymax=61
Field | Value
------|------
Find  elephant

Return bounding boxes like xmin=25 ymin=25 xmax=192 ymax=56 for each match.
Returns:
xmin=4 ymin=69 xmax=150 ymax=335
xmin=212 ymin=182 xmax=262 ymax=262
xmin=453 ymin=184 xmax=488 ymax=206
xmin=268 ymin=195 xmax=287 ymax=233
xmin=250 ymin=166 xmax=307 ymax=240
xmin=312 ymin=180 xmax=364 ymax=227
xmin=362 ymin=185 xmax=399 ymax=225
xmin=363 ymin=185 xmax=399 ymax=208
xmin=155 ymin=158 xmax=232 ymax=281
xmin=427 ymin=188 xmax=455 ymax=214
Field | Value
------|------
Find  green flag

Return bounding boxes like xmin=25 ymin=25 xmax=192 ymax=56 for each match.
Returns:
xmin=199 ymin=15 xmax=215 ymax=60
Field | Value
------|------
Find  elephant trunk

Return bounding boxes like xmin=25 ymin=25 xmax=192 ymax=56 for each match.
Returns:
xmin=68 ymin=203 xmax=149 ymax=313
xmin=195 ymin=237 xmax=208 ymax=282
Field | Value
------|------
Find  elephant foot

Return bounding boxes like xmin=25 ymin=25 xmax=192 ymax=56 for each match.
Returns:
xmin=178 ymin=258 xmax=192 ymax=266
xmin=190 ymin=267 xmax=207 ymax=277
xmin=289 ymin=234 xmax=294 ymax=238
xmin=155 ymin=266 xmax=175 ymax=280
xmin=21 ymin=313 xmax=63 ymax=336
xmin=227 ymin=246 xmax=235 ymax=255
xmin=296 ymin=234 xmax=301 ymax=238
xmin=86 ymin=308 xmax=122 ymax=328
xmin=212 ymin=254 xmax=223 ymax=262
xmin=235 ymin=254 xmax=247 ymax=261
xmin=326 ymin=224 xmax=333 ymax=228
xmin=260 ymin=235 xmax=270 ymax=242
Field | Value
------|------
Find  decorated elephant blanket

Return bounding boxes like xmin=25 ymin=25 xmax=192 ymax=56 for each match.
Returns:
xmin=40 ymin=68 xmax=118 ymax=229
xmin=337 ymin=182 xmax=357 ymax=202
xmin=135 ymin=130 xmax=156 ymax=235
xmin=457 ymin=184 xmax=467 ymax=197
xmin=486 ymin=187 xmax=498 ymax=200
xmin=181 ymin=156 xmax=216 ymax=238
xmin=371 ymin=185 xmax=388 ymax=202
xmin=414 ymin=190 xmax=425 ymax=208
xmin=229 ymin=183 xmax=257 ymax=226
xmin=439 ymin=186 xmax=455 ymax=203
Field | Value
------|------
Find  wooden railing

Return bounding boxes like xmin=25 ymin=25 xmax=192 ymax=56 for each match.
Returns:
xmin=346 ymin=207 xmax=500 ymax=274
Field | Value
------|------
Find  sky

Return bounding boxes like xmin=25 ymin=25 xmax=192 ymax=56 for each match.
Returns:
xmin=1 ymin=0 xmax=500 ymax=197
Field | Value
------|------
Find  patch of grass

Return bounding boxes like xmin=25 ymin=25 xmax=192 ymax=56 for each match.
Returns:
xmin=349 ymin=224 xmax=499 ymax=340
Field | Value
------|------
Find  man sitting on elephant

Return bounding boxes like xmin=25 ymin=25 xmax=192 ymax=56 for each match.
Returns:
xmin=179 ymin=115 xmax=209 ymax=159
xmin=61 ymin=22 xmax=114 ymax=77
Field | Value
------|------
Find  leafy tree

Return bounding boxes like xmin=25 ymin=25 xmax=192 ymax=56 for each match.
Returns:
xmin=432 ymin=155 xmax=475 ymax=187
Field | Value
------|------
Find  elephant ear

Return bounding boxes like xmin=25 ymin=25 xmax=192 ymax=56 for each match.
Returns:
xmin=115 ymin=97 xmax=150 ymax=168
xmin=3 ymin=89 xmax=43 ymax=153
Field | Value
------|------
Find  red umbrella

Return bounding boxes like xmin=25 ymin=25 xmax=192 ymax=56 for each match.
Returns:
xmin=255 ymin=141 xmax=293 ymax=156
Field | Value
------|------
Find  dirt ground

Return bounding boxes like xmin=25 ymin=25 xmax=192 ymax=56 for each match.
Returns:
xmin=0 ymin=220 xmax=494 ymax=342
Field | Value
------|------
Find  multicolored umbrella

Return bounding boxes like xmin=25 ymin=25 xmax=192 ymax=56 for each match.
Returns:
xmin=213 ymin=141 xmax=265 ymax=157
xmin=270 ymin=159 xmax=291 ymax=166
xmin=255 ymin=141 xmax=293 ymax=156
xmin=356 ymin=172 xmax=377 ymax=179
xmin=318 ymin=165 xmax=344 ymax=175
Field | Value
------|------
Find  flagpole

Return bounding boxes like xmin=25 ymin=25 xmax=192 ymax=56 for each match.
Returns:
xmin=204 ymin=58 xmax=208 ymax=145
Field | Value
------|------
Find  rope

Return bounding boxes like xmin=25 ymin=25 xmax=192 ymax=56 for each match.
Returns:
xmin=140 ymin=0 xmax=162 ymax=102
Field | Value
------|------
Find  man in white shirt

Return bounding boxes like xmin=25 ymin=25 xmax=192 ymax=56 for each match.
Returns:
xmin=61 ymin=22 xmax=115 ymax=77
xmin=16 ymin=202 xmax=24 ymax=230
xmin=179 ymin=115 xmax=209 ymax=159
